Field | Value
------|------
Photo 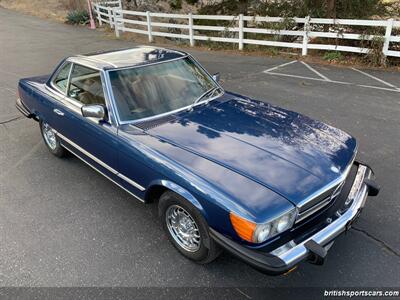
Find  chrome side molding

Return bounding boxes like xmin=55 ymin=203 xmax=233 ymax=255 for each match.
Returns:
xmin=56 ymin=132 xmax=146 ymax=193
xmin=62 ymin=144 xmax=145 ymax=203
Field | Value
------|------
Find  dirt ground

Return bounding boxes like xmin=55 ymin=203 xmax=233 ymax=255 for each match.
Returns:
xmin=0 ymin=0 xmax=71 ymax=21
xmin=1 ymin=0 xmax=399 ymax=71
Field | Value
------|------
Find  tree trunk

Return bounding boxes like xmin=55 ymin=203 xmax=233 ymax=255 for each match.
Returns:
xmin=238 ymin=0 xmax=249 ymax=40
xmin=327 ymin=0 xmax=336 ymax=18
xmin=238 ymin=0 xmax=249 ymax=15
xmin=126 ymin=0 xmax=138 ymax=7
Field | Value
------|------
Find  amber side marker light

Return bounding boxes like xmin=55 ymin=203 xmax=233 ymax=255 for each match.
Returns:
xmin=229 ymin=212 xmax=256 ymax=242
xmin=283 ymin=266 xmax=298 ymax=275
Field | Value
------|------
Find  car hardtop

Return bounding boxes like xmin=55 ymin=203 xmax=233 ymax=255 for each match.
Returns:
xmin=65 ymin=46 xmax=189 ymax=71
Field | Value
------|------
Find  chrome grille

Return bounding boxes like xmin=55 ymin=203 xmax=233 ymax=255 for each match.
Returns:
xmin=296 ymin=180 xmax=345 ymax=223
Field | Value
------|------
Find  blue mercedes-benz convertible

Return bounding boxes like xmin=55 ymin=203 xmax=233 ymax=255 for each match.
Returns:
xmin=16 ymin=46 xmax=379 ymax=275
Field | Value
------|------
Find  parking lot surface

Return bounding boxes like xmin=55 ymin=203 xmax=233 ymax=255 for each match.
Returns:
xmin=0 ymin=8 xmax=399 ymax=287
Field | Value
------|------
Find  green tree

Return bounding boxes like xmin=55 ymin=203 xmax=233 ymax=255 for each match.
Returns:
xmin=197 ymin=0 xmax=390 ymax=19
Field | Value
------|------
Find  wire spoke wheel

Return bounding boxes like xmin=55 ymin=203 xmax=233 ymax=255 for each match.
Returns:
xmin=166 ymin=204 xmax=201 ymax=252
xmin=42 ymin=123 xmax=57 ymax=150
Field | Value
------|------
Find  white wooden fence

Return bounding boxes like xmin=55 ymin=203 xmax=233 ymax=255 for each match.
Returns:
xmin=92 ymin=2 xmax=400 ymax=58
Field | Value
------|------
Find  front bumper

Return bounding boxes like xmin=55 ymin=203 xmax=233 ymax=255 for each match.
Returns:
xmin=210 ymin=163 xmax=379 ymax=275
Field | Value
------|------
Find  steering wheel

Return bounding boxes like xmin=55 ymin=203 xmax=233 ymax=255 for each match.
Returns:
xmin=69 ymin=85 xmax=83 ymax=99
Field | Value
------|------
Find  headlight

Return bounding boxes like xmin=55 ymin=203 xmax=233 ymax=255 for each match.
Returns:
xmin=253 ymin=223 xmax=271 ymax=243
xmin=276 ymin=214 xmax=292 ymax=232
xmin=230 ymin=208 xmax=297 ymax=244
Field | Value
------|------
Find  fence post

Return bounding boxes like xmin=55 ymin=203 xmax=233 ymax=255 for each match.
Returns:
xmin=87 ymin=0 xmax=96 ymax=29
xmin=97 ymin=5 xmax=102 ymax=26
xmin=302 ymin=16 xmax=310 ymax=56
xmin=383 ymin=18 xmax=394 ymax=56
xmin=146 ymin=11 xmax=153 ymax=43
xmin=238 ymin=14 xmax=244 ymax=50
xmin=189 ymin=13 xmax=195 ymax=47
xmin=108 ymin=7 xmax=114 ymax=28
xmin=118 ymin=0 xmax=122 ymax=9
xmin=113 ymin=8 xmax=120 ymax=38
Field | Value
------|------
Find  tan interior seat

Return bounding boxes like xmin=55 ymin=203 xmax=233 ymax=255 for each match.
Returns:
xmin=77 ymin=77 xmax=105 ymax=105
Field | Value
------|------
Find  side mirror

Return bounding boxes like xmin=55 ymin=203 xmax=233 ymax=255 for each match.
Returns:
xmin=81 ymin=104 xmax=106 ymax=120
xmin=212 ymin=73 xmax=220 ymax=83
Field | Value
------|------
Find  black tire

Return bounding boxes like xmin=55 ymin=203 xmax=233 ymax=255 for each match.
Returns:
xmin=159 ymin=191 xmax=221 ymax=264
xmin=39 ymin=121 xmax=67 ymax=158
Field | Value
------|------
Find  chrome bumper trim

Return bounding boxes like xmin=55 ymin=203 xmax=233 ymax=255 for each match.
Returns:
xmin=16 ymin=98 xmax=33 ymax=118
xmin=273 ymin=164 xmax=370 ymax=267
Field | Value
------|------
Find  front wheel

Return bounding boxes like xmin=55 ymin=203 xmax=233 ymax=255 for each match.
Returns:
xmin=40 ymin=121 xmax=66 ymax=158
xmin=159 ymin=191 xmax=221 ymax=264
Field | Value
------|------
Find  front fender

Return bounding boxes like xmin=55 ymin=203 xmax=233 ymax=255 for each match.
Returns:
xmin=147 ymin=179 xmax=207 ymax=220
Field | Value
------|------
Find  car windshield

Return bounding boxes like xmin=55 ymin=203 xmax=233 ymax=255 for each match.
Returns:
xmin=109 ymin=57 xmax=219 ymax=122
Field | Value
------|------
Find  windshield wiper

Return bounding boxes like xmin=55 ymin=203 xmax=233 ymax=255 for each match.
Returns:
xmin=187 ymin=87 xmax=222 ymax=111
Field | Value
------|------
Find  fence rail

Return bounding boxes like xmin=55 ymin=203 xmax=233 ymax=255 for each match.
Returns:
xmin=92 ymin=2 xmax=400 ymax=58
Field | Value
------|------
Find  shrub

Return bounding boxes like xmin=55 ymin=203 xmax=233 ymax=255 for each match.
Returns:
xmin=184 ymin=0 xmax=199 ymax=4
xmin=363 ymin=36 xmax=386 ymax=66
xmin=169 ymin=0 xmax=182 ymax=10
xmin=322 ymin=51 xmax=344 ymax=62
xmin=66 ymin=10 xmax=89 ymax=25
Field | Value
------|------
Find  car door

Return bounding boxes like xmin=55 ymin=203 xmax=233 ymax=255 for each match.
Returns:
xmin=50 ymin=62 xmax=120 ymax=180
xmin=35 ymin=61 xmax=71 ymax=127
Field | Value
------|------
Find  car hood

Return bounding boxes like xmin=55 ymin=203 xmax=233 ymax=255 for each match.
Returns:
xmin=143 ymin=94 xmax=357 ymax=205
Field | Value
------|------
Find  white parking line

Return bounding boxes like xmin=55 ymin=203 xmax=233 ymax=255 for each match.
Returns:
xmin=265 ymin=72 xmax=350 ymax=85
xmin=263 ymin=61 xmax=400 ymax=93
xmin=300 ymin=61 xmax=331 ymax=81
xmin=351 ymin=67 xmax=399 ymax=90
xmin=264 ymin=72 xmax=400 ymax=93
xmin=4 ymin=87 xmax=16 ymax=93
xmin=0 ymin=86 xmax=16 ymax=94
xmin=263 ymin=60 xmax=297 ymax=73
xmin=357 ymin=84 xmax=400 ymax=93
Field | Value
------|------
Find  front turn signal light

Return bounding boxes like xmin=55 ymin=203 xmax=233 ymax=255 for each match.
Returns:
xmin=229 ymin=212 xmax=256 ymax=242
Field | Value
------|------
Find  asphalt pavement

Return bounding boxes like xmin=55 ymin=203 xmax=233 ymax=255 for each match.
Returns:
xmin=0 ymin=8 xmax=399 ymax=288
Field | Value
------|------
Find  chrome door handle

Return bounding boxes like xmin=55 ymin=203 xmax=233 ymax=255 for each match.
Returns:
xmin=53 ymin=109 xmax=64 ymax=116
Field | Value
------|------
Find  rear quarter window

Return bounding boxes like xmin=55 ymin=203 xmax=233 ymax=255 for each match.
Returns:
xmin=52 ymin=62 xmax=72 ymax=94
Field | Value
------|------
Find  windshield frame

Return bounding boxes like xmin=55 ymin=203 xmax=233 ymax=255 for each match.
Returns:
xmin=105 ymin=55 xmax=224 ymax=126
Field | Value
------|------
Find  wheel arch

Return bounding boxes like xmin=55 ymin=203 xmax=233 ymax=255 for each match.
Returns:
xmin=35 ymin=110 xmax=51 ymax=125
xmin=145 ymin=179 xmax=207 ymax=219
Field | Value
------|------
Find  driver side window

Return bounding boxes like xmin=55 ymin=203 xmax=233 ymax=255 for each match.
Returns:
xmin=67 ymin=64 xmax=105 ymax=106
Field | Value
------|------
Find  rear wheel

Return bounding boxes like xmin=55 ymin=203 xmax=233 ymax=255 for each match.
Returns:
xmin=40 ymin=121 xmax=66 ymax=158
xmin=159 ymin=191 xmax=221 ymax=264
